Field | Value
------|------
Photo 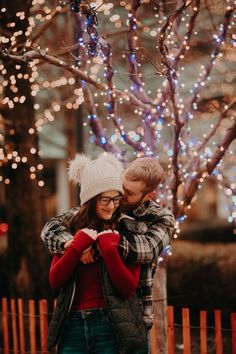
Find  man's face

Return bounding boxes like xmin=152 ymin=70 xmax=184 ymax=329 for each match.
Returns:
xmin=121 ymin=176 xmax=147 ymax=211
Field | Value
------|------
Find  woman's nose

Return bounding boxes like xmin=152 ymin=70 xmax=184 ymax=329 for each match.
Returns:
xmin=107 ymin=200 xmax=116 ymax=209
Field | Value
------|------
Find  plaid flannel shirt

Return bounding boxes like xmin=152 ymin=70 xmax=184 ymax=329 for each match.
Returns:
xmin=41 ymin=200 xmax=175 ymax=328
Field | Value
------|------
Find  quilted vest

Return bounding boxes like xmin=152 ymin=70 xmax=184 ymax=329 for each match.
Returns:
xmin=47 ymin=263 xmax=147 ymax=353
xmin=100 ymin=262 xmax=148 ymax=354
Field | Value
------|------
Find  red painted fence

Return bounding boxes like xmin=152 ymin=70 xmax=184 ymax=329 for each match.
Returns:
xmin=1 ymin=298 xmax=236 ymax=353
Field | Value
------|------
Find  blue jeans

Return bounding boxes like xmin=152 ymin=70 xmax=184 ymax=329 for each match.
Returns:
xmin=58 ymin=308 xmax=120 ymax=354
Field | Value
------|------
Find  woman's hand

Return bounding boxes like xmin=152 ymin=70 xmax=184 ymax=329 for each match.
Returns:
xmin=97 ymin=230 xmax=120 ymax=246
xmin=49 ymin=229 xmax=97 ymax=289
xmin=97 ymin=230 xmax=141 ymax=298
xmin=64 ymin=239 xmax=73 ymax=250
xmin=79 ymin=247 xmax=97 ymax=264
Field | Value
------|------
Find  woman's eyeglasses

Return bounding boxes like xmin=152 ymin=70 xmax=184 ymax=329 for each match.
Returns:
xmin=98 ymin=195 xmax=122 ymax=207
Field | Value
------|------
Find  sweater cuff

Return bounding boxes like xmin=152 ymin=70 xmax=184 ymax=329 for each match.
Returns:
xmin=71 ymin=230 xmax=95 ymax=253
xmin=81 ymin=228 xmax=98 ymax=240
xmin=97 ymin=233 xmax=120 ymax=249
xmin=97 ymin=230 xmax=119 ymax=237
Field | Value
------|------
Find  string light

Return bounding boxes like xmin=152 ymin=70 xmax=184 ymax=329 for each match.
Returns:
xmin=0 ymin=0 xmax=235 ymax=232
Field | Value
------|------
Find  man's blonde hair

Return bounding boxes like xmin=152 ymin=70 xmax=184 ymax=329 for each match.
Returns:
xmin=123 ymin=157 xmax=165 ymax=193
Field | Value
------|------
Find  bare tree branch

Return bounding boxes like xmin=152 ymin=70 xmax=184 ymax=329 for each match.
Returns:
xmin=157 ymin=0 xmax=194 ymax=214
xmin=184 ymin=6 xmax=236 ymax=123
xmin=101 ymin=41 xmax=144 ymax=152
xmin=126 ymin=0 xmax=152 ymax=104
xmin=206 ymin=120 xmax=236 ymax=175
xmin=69 ymin=12 xmax=121 ymax=155
xmin=0 ymin=48 xmax=104 ymax=88
xmin=197 ymin=98 xmax=236 ymax=153
xmin=181 ymin=119 xmax=236 ymax=215
xmin=31 ymin=7 xmax=69 ymax=44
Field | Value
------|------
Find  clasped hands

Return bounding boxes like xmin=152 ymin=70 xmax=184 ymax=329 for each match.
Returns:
xmin=64 ymin=228 xmax=119 ymax=264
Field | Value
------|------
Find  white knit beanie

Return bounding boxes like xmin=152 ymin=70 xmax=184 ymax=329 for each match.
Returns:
xmin=68 ymin=153 xmax=124 ymax=205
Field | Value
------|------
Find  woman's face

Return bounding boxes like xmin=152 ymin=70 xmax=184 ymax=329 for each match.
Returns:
xmin=95 ymin=190 xmax=122 ymax=221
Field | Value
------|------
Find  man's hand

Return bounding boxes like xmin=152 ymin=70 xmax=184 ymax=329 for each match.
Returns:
xmin=80 ymin=247 xmax=96 ymax=264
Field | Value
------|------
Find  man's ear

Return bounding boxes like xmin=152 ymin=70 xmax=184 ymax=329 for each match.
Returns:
xmin=143 ymin=190 xmax=156 ymax=201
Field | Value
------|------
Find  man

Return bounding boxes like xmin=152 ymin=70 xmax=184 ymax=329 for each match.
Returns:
xmin=41 ymin=156 xmax=175 ymax=353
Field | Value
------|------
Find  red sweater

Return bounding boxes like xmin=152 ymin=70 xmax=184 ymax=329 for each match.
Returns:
xmin=49 ymin=230 xmax=141 ymax=310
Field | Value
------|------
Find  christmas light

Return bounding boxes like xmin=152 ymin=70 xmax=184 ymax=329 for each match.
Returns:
xmin=0 ymin=0 xmax=235 ymax=235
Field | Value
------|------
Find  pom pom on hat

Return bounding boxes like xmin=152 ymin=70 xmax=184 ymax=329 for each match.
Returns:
xmin=68 ymin=154 xmax=91 ymax=185
xmin=97 ymin=153 xmax=123 ymax=175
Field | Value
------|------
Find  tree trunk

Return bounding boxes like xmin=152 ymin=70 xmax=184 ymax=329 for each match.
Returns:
xmin=1 ymin=0 xmax=50 ymax=299
xmin=153 ymin=263 xmax=168 ymax=353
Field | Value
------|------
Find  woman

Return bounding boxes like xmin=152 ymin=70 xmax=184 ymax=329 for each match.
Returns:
xmin=47 ymin=153 xmax=145 ymax=354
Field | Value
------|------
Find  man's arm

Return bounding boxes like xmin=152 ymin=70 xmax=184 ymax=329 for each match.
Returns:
xmin=118 ymin=203 xmax=175 ymax=263
xmin=40 ymin=207 xmax=79 ymax=253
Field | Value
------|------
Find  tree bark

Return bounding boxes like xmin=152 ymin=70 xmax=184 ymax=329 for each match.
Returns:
xmin=153 ymin=264 xmax=168 ymax=353
xmin=1 ymin=0 xmax=50 ymax=299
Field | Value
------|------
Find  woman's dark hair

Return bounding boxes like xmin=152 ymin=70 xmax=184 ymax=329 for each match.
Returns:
xmin=65 ymin=195 xmax=121 ymax=234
